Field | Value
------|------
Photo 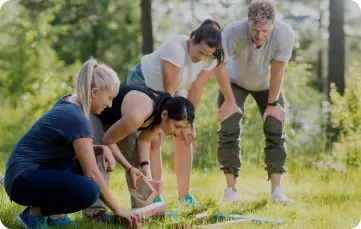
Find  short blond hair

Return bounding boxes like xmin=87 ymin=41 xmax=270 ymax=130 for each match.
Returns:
xmin=248 ymin=0 xmax=276 ymax=25
xmin=76 ymin=57 xmax=120 ymax=116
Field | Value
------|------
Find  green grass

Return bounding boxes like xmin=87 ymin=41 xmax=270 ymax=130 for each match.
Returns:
xmin=0 ymin=165 xmax=360 ymax=229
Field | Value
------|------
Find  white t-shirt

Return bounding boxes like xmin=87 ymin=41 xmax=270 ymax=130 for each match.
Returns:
xmin=222 ymin=19 xmax=295 ymax=91
xmin=140 ymin=35 xmax=218 ymax=95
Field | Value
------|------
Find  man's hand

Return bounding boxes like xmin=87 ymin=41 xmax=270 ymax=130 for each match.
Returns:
xmin=218 ymin=101 xmax=242 ymax=123
xmin=101 ymin=146 xmax=116 ymax=172
xmin=263 ymin=104 xmax=285 ymax=124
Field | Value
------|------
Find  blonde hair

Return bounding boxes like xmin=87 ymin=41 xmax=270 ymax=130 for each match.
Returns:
xmin=75 ymin=57 xmax=120 ymax=116
xmin=248 ymin=0 xmax=276 ymax=26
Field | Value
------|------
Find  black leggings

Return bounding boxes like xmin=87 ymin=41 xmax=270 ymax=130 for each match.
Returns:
xmin=10 ymin=159 xmax=100 ymax=216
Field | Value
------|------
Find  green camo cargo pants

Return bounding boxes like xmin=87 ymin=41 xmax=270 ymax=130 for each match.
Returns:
xmin=217 ymin=83 xmax=287 ymax=179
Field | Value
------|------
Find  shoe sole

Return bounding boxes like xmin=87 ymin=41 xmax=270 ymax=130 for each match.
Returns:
xmin=17 ymin=215 xmax=28 ymax=228
xmin=132 ymin=202 xmax=167 ymax=218
xmin=271 ymin=198 xmax=294 ymax=205
xmin=222 ymin=195 xmax=241 ymax=203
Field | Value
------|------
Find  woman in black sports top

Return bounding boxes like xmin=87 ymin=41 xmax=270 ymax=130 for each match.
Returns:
xmin=96 ymin=84 xmax=195 ymax=186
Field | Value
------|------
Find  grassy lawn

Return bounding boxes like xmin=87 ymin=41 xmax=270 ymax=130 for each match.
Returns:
xmin=0 ymin=164 xmax=360 ymax=229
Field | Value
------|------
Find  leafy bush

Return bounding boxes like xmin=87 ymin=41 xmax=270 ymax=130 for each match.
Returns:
xmin=328 ymin=63 xmax=361 ymax=171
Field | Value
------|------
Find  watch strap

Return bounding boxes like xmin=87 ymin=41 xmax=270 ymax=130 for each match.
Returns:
xmin=267 ymin=101 xmax=279 ymax=106
xmin=140 ymin=161 xmax=150 ymax=167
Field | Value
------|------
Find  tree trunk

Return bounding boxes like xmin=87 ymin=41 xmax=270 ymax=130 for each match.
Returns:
xmin=317 ymin=50 xmax=323 ymax=92
xmin=141 ymin=0 xmax=154 ymax=55
xmin=317 ymin=1 xmax=324 ymax=93
xmin=328 ymin=0 xmax=345 ymax=97
xmin=327 ymin=0 xmax=345 ymax=145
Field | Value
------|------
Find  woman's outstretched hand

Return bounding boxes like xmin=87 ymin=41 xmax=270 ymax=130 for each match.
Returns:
xmin=128 ymin=167 xmax=145 ymax=190
xmin=115 ymin=208 xmax=142 ymax=228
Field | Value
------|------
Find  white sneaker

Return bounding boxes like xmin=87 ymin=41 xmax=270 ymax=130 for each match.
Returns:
xmin=271 ymin=187 xmax=293 ymax=205
xmin=222 ymin=187 xmax=241 ymax=202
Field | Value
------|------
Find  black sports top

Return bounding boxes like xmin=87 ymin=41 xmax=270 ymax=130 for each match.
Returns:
xmin=97 ymin=84 xmax=157 ymax=131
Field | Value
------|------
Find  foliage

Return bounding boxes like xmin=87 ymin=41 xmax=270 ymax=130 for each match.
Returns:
xmin=328 ymin=63 xmax=361 ymax=170
xmin=0 ymin=0 xmax=69 ymax=104
xmin=19 ymin=0 xmax=143 ymax=82
xmin=0 ymin=1 xmax=80 ymax=161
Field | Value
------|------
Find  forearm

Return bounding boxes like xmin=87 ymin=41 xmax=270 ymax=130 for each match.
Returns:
xmin=187 ymin=83 xmax=204 ymax=109
xmin=108 ymin=144 xmax=132 ymax=170
xmin=214 ymin=63 xmax=236 ymax=103
xmin=161 ymin=60 xmax=181 ymax=96
xmin=74 ymin=138 xmax=125 ymax=214
xmin=188 ymin=70 xmax=212 ymax=109
xmin=137 ymin=140 xmax=151 ymax=162
xmin=137 ymin=128 xmax=159 ymax=162
xmin=163 ymin=80 xmax=178 ymax=97
xmin=87 ymin=168 xmax=123 ymax=213
xmin=268 ymin=68 xmax=284 ymax=103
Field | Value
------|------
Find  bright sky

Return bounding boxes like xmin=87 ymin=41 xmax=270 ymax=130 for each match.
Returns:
xmin=347 ymin=0 xmax=361 ymax=16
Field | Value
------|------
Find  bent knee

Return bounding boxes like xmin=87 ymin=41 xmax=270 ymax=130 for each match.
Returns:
xmin=263 ymin=116 xmax=283 ymax=136
xmin=217 ymin=113 xmax=242 ymax=137
xmin=81 ymin=180 xmax=100 ymax=208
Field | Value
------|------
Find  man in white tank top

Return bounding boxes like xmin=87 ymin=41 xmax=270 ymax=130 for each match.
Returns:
xmin=214 ymin=0 xmax=295 ymax=204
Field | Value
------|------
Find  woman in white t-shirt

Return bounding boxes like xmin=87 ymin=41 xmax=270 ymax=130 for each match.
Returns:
xmin=126 ymin=19 xmax=241 ymax=206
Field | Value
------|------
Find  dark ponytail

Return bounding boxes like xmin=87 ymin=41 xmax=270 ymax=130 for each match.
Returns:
xmin=150 ymin=93 xmax=195 ymax=130
xmin=190 ymin=19 xmax=224 ymax=65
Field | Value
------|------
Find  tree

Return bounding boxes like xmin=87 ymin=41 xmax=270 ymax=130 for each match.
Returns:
xmin=20 ymin=0 xmax=143 ymax=81
xmin=141 ymin=0 xmax=154 ymax=54
xmin=328 ymin=0 xmax=345 ymax=97
xmin=327 ymin=0 xmax=345 ymax=144
xmin=0 ymin=0 xmax=75 ymax=106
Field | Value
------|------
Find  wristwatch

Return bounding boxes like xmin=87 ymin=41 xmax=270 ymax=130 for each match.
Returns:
xmin=267 ymin=101 xmax=279 ymax=106
xmin=140 ymin=161 xmax=151 ymax=168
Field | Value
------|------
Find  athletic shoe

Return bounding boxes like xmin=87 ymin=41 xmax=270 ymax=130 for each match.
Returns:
xmin=271 ymin=187 xmax=294 ymax=205
xmin=222 ymin=187 xmax=241 ymax=202
xmin=47 ymin=215 xmax=77 ymax=227
xmin=177 ymin=194 xmax=201 ymax=207
xmin=17 ymin=207 xmax=48 ymax=229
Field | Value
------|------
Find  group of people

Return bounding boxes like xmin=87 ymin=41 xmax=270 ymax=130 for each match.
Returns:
xmin=1 ymin=0 xmax=295 ymax=228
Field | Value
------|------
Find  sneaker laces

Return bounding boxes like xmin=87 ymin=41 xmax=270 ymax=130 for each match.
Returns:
xmin=183 ymin=194 xmax=199 ymax=206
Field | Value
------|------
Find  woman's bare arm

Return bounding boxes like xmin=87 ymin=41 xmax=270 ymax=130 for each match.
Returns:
xmin=102 ymin=91 xmax=154 ymax=170
xmin=73 ymin=138 xmax=123 ymax=213
xmin=137 ymin=127 xmax=162 ymax=178
xmin=161 ymin=60 xmax=182 ymax=96
xmin=137 ymin=127 xmax=162 ymax=162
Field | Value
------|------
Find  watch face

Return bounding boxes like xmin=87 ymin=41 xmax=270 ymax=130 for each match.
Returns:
xmin=268 ymin=101 xmax=278 ymax=106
